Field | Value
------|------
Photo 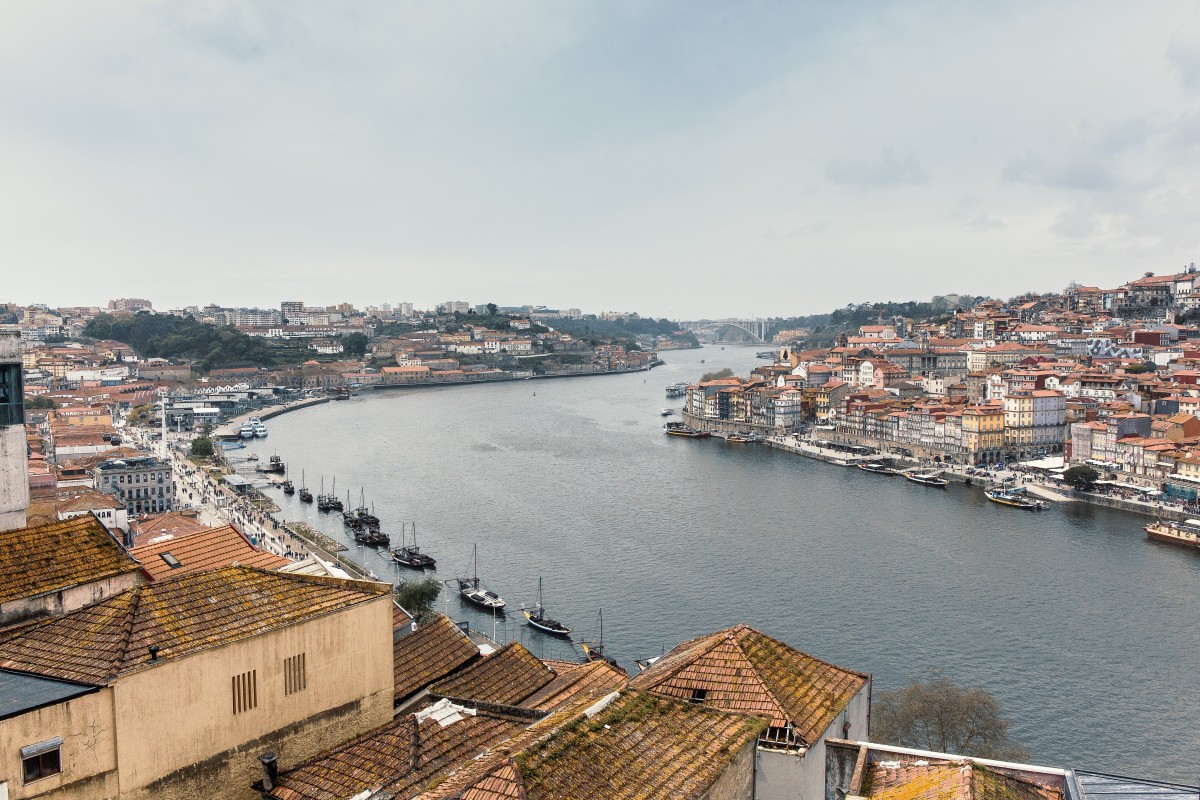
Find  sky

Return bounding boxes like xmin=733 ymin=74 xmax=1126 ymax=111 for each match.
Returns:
xmin=2 ymin=2 xmax=1200 ymax=320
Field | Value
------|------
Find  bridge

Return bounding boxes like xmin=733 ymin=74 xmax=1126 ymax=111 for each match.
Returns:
xmin=678 ymin=318 xmax=772 ymax=344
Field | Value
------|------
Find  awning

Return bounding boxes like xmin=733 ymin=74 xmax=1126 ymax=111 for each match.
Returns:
xmin=1022 ymin=456 xmax=1065 ymax=470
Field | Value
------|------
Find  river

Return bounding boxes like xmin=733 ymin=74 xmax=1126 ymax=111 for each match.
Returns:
xmin=242 ymin=345 xmax=1200 ymax=780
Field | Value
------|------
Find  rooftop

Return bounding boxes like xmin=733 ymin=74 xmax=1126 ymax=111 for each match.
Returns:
xmin=0 ymin=669 xmax=97 ymax=721
xmin=629 ymin=623 xmax=869 ymax=746
xmin=429 ymin=641 xmax=556 ymax=707
xmin=0 ymin=516 xmax=140 ymax=606
xmin=393 ymin=614 xmax=480 ymax=703
xmin=130 ymin=524 xmax=291 ymax=581
xmin=0 ymin=566 xmax=389 ymax=685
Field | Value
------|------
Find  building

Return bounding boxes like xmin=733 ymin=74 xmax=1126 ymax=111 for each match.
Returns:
xmin=1 ymin=330 xmax=28 ymax=531
xmin=0 ymin=565 xmax=394 ymax=800
xmin=1003 ymin=390 xmax=1067 ymax=459
xmin=92 ymin=456 xmax=174 ymax=516
xmin=630 ymin=623 xmax=870 ymax=800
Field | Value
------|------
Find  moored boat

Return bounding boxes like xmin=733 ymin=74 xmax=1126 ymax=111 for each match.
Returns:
xmin=1145 ymin=519 xmax=1200 ymax=550
xmin=579 ymin=609 xmax=619 ymax=667
xmin=664 ymin=421 xmax=710 ymax=438
xmin=298 ymin=469 xmax=313 ymax=503
xmin=905 ymin=471 xmax=950 ymax=488
xmin=239 ymin=422 xmax=255 ymax=439
xmin=391 ymin=522 xmax=436 ymax=569
xmin=456 ymin=544 xmax=505 ymax=610
xmin=858 ymin=461 xmax=896 ymax=475
xmin=984 ymin=488 xmax=1046 ymax=510
xmin=522 ymin=578 xmax=571 ymax=636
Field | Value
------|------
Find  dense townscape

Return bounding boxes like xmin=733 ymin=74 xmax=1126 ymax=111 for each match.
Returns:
xmin=0 ymin=273 xmax=1196 ymax=799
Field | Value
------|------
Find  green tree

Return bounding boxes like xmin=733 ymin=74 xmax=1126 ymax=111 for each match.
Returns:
xmin=873 ymin=675 xmax=1030 ymax=761
xmin=342 ymin=332 xmax=368 ymax=357
xmin=190 ymin=436 xmax=214 ymax=457
xmin=700 ymin=368 xmax=736 ymax=382
xmin=1123 ymin=362 xmax=1154 ymax=374
xmin=395 ymin=578 xmax=442 ymax=622
xmin=1062 ymin=464 xmax=1100 ymax=491
xmin=486 ymin=302 xmax=498 ymax=317
xmin=26 ymin=395 xmax=57 ymax=409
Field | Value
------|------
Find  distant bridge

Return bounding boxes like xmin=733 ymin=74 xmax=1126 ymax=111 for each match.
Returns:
xmin=678 ymin=319 xmax=771 ymax=344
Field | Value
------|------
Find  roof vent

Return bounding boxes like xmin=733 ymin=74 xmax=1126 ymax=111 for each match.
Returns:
xmin=148 ymin=645 xmax=160 ymax=662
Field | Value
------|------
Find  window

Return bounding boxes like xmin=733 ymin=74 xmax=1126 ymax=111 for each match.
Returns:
xmin=159 ymin=552 xmax=181 ymax=569
xmin=688 ymin=687 xmax=708 ymax=704
xmin=21 ymin=738 xmax=62 ymax=783
xmin=284 ymin=653 xmax=307 ymax=696
xmin=0 ymin=364 xmax=23 ymax=428
xmin=232 ymin=669 xmax=257 ymax=714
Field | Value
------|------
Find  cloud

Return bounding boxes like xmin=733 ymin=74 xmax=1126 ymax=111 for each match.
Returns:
xmin=949 ymin=197 xmax=1006 ymax=230
xmin=824 ymin=149 xmax=928 ymax=188
xmin=1168 ymin=13 xmax=1200 ymax=92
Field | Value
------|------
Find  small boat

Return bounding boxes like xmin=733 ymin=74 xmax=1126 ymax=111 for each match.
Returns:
xmin=664 ymin=421 xmax=710 ymax=438
xmin=298 ymin=470 xmax=313 ymax=503
xmin=521 ymin=578 xmax=571 ymax=636
xmin=333 ymin=386 xmax=352 ymax=401
xmin=253 ymin=422 xmax=268 ymax=437
xmin=724 ymin=433 xmax=753 ymax=443
xmin=391 ymin=522 xmax=436 ymax=569
xmin=1145 ymin=519 xmax=1200 ymax=550
xmin=456 ymin=545 xmax=505 ymax=610
xmin=282 ymin=479 xmax=294 ymax=495
xmin=905 ymin=471 xmax=950 ymax=488
xmin=246 ymin=453 xmax=259 ymax=461
xmin=858 ymin=461 xmax=896 ymax=475
xmin=660 ymin=408 xmax=677 ymax=417
xmin=261 ymin=453 xmax=285 ymax=474
xmin=239 ymin=423 xmax=255 ymax=439
xmin=579 ymin=609 xmax=619 ymax=667
xmin=984 ymin=488 xmax=1046 ymax=510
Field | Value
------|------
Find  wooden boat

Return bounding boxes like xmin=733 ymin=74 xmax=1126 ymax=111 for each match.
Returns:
xmin=522 ymin=578 xmax=571 ymax=636
xmin=456 ymin=545 xmax=505 ymax=610
xmin=905 ymin=471 xmax=949 ymax=488
xmin=391 ymin=522 xmax=436 ymax=569
xmin=724 ymin=433 xmax=753 ymax=443
xmin=579 ymin=609 xmax=619 ymax=667
xmin=984 ymin=488 xmax=1046 ymax=510
xmin=1145 ymin=519 xmax=1200 ymax=550
xmin=858 ymin=461 xmax=896 ymax=475
xmin=298 ymin=470 xmax=313 ymax=503
xmin=664 ymin=421 xmax=710 ymax=438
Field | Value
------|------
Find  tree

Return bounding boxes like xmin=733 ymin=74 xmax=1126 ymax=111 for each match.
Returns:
xmin=394 ymin=578 xmax=442 ymax=622
xmin=873 ymin=675 xmax=1030 ymax=761
xmin=1123 ymin=362 xmax=1154 ymax=374
xmin=700 ymin=368 xmax=735 ymax=382
xmin=190 ymin=436 xmax=214 ymax=457
xmin=1062 ymin=464 xmax=1100 ymax=491
xmin=486 ymin=302 xmax=498 ymax=317
xmin=342 ymin=332 xmax=368 ymax=358
xmin=26 ymin=395 xmax=57 ymax=409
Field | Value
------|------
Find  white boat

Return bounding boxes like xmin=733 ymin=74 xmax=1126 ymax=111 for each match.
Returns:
xmin=660 ymin=408 xmax=677 ymax=416
xmin=521 ymin=578 xmax=571 ymax=636
xmin=253 ymin=423 xmax=268 ymax=437
xmin=238 ymin=423 xmax=255 ymax=439
xmin=457 ymin=544 xmax=505 ymax=611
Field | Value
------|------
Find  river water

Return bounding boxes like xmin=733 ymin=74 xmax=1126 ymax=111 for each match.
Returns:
xmin=244 ymin=345 xmax=1200 ymax=780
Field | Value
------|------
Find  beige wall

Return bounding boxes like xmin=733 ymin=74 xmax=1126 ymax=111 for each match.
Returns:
xmin=114 ymin=592 xmax=393 ymax=800
xmin=701 ymin=737 xmax=758 ymax=800
xmin=0 ymin=688 xmax=118 ymax=800
xmin=0 ymin=573 xmax=140 ymax=628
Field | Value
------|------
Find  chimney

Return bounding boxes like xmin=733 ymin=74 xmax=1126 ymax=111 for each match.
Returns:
xmin=410 ymin=719 xmax=420 ymax=771
xmin=258 ymin=752 xmax=279 ymax=791
xmin=148 ymin=645 xmax=160 ymax=662
xmin=0 ymin=331 xmax=29 ymax=532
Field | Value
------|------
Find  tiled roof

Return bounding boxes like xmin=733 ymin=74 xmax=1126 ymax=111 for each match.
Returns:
xmin=629 ymin=623 xmax=868 ymax=745
xmin=0 ymin=567 xmax=388 ymax=685
xmin=417 ymin=691 xmax=765 ymax=800
xmin=129 ymin=512 xmax=213 ymax=547
xmin=268 ymin=707 xmax=524 ymax=800
xmin=520 ymin=659 xmax=628 ymax=713
xmin=0 ymin=516 xmax=140 ymax=605
xmin=130 ymin=525 xmax=290 ymax=581
xmin=393 ymin=614 xmax=479 ymax=703
xmin=863 ymin=762 xmax=1062 ymax=800
xmin=429 ymin=642 xmax=555 ymax=707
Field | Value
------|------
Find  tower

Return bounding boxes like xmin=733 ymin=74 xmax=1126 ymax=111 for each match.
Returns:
xmin=0 ymin=331 xmax=29 ymax=531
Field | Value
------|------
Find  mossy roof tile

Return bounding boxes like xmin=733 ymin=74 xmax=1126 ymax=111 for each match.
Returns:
xmin=429 ymin=642 xmax=554 ymax=707
xmin=394 ymin=614 xmax=479 ymax=702
xmin=0 ymin=515 xmax=140 ymax=604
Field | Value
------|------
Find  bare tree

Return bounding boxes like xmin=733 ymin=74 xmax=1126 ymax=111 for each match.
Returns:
xmin=872 ymin=675 xmax=1030 ymax=761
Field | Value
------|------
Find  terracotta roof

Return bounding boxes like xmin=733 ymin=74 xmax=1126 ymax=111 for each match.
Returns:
xmin=0 ymin=516 xmax=140 ymax=605
xmin=863 ymin=761 xmax=1062 ymax=800
xmin=0 ymin=567 xmax=388 ymax=685
xmin=519 ymin=659 xmax=629 ymax=712
xmin=130 ymin=525 xmax=290 ymax=581
xmin=418 ymin=691 xmax=765 ymax=800
xmin=429 ymin=642 xmax=555 ymax=707
xmin=129 ymin=511 xmax=212 ymax=547
xmin=393 ymin=614 xmax=479 ymax=703
xmin=629 ymin=623 xmax=868 ymax=745
xmin=268 ymin=706 xmax=524 ymax=800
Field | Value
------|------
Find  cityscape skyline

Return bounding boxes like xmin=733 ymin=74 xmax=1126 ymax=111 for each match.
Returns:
xmin=3 ymin=2 xmax=1200 ymax=317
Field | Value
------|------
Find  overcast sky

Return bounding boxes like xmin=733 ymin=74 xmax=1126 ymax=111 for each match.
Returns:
xmin=3 ymin=2 xmax=1200 ymax=319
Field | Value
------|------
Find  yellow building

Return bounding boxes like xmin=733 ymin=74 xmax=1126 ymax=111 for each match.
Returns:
xmin=961 ymin=404 xmax=1005 ymax=464
xmin=0 ymin=565 xmax=394 ymax=800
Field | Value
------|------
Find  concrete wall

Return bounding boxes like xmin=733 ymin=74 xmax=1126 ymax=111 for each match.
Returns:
xmin=757 ymin=683 xmax=870 ymax=800
xmin=0 ymin=573 xmax=140 ymax=628
xmin=702 ymin=737 xmax=758 ymax=800
xmin=0 ymin=688 xmax=118 ymax=800
xmin=0 ymin=425 xmax=29 ymax=532
xmin=113 ymin=592 xmax=393 ymax=800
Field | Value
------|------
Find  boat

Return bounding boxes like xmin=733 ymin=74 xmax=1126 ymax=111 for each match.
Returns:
xmin=664 ymin=421 xmax=710 ymax=438
xmin=261 ymin=453 xmax=285 ymax=474
xmin=905 ymin=471 xmax=950 ymax=488
xmin=1145 ymin=519 xmax=1200 ymax=550
xmin=246 ymin=453 xmax=259 ymax=461
xmin=299 ymin=470 xmax=313 ymax=503
xmin=391 ymin=522 xmax=436 ymax=569
xmin=660 ymin=408 xmax=677 ymax=417
xmin=984 ymin=488 xmax=1046 ymax=510
xmin=724 ymin=433 xmax=753 ymax=443
xmin=253 ymin=422 xmax=268 ymax=437
xmin=282 ymin=475 xmax=294 ymax=495
xmin=665 ymin=383 xmax=689 ymax=398
xmin=333 ymin=386 xmax=352 ymax=401
xmin=355 ymin=525 xmax=390 ymax=548
xmin=456 ymin=545 xmax=506 ymax=611
xmin=238 ymin=422 xmax=255 ymax=439
xmin=328 ymin=478 xmax=344 ymax=511
xmin=579 ymin=609 xmax=619 ymax=667
xmin=521 ymin=578 xmax=571 ymax=636
xmin=858 ymin=461 xmax=896 ymax=475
